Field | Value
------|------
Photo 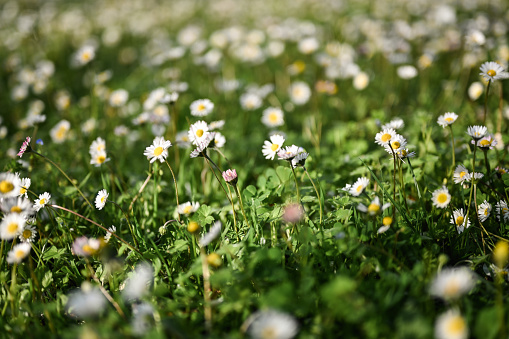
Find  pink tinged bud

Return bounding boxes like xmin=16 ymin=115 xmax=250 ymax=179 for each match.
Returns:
xmin=222 ymin=169 xmax=238 ymax=184
xmin=17 ymin=136 xmax=31 ymax=157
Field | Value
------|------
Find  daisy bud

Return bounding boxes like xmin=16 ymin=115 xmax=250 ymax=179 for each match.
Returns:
xmin=222 ymin=169 xmax=238 ymax=185
xmin=493 ymin=241 xmax=509 ymax=268
xmin=207 ymin=253 xmax=222 ymax=268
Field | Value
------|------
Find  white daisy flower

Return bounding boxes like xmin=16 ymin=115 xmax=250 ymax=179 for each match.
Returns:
xmin=6 ymin=242 xmax=31 ymax=264
xmin=0 ymin=172 xmax=21 ymax=198
xmin=262 ymin=134 xmax=285 ymax=160
xmin=244 ymin=309 xmax=299 ymax=339
xmin=190 ymin=99 xmax=214 ymax=117
xmin=453 ymin=165 xmax=469 ymax=184
xmin=74 ymin=45 xmax=96 ymax=66
xmin=430 ymin=267 xmax=476 ymax=301
xmin=19 ymin=224 xmax=37 ymax=243
xmin=95 ymin=189 xmax=109 ymax=210
xmin=49 ymin=120 xmax=71 ymax=144
xmin=214 ymin=132 xmax=226 ymax=148
xmin=291 ymin=152 xmax=309 ymax=168
xmin=395 ymin=148 xmax=416 ymax=162
xmin=495 ymin=200 xmax=509 ymax=222
xmin=381 ymin=118 xmax=404 ymax=130
xmin=190 ymin=132 xmax=216 ymax=158
xmin=261 ymin=107 xmax=284 ymax=128
xmin=464 ymin=172 xmax=483 ymax=182
xmin=450 ymin=208 xmax=470 ymax=233
xmin=0 ymin=213 xmax=26 ymax=240
xmin=209 ymin=120 xmax=225 ymax=130
xmin=188 ymin=120 xmax=210 ymax=145
xmin=374 ymin=128 xmax=397 ymax=147
xmin=1 ymin=196 xmax=34 ymax=215
xmin=478 ymin=200 xmax=491 ymax=222
xmin=109 ymin=89 xmax=129 ymax=107
xmin=177 ymin=201 xmax=200 ymax=216
xmin=437 ymin=112 xmax=458 ymax=128
xmin=240 ymin=93 xmax=263 ymax=111
xmin=479 ymin=61 xmax=509 ymax=82
xmin=475 ymin=134 xmax=497 ymax=149
xmin=468 ymin=82 xmax=484 ymax=101
xmin=378 ymin=216 xmax=393 ymax=234
xmin=143 ymin=136 xmax=172 ymax=163
xmin=123 ymin=262 xmax=154 ymax=301
xmin=357 ymin=196 xmax=390 ymax=216
xmin=348 ymin=177 xmax=369 ymax=197
xmin=384 ymin=134 xmax=407 ymax=154
xmin=104 ymin=225 xmax=116 ymax=243
xmin=277 ymin=145 xmax=304 ymax=161
xmin=176 ymin=131 xmax=192 ymax=148
xmin=90 ymin=150 xmax=110 ymax=167
xmin=66 ymin=282 xmax=107 ymax=319
xmin=199 ymin=221 xmax=222 ymax=247
xmin=18 ymin=177 xmax=30 ymax=198
xmin=89 ymin=138 xmax=106 ymax=155
xmin=434 ymin=309 xmax=468 ymax=339
xmin=432 ymin=186 xmax=451 ymax=209
xmin=466 ymin=125 xmax=487 ymax=140
xmin=397 ymin=65 xmax=418 ymax=79
xmin=33 ymin=192 xmax=51 ymax=212
xmin=288 ymin=81 xmax=311 ymax=105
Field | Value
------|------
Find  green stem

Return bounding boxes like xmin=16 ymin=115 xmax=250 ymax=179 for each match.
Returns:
xmin=108 ymin=200 xmax=139 ymax=248
xmin=199 ymin=246 xmax=212 ymax=333
xmin=448 ymin=124 xmax=456 ymax=175
xmin=390 ymin=145 xmax=397 ymax=222
xmin=226 ymin=184 xmax=239 ymax=241
xmin=234 ymin=184 xmax=251 ymax=229
xmin=290 ymin=163 xmax=301 ymax=204
xmin=164 ymin=160 xmax=181 ymax=223
xmin=465 ymin=146 xmax=477 ymax=224
xmin=483 ymin=80 xmax=491 ymax=126
xmin=10 ymin=263 xmax=17 ymax=316
xmin=203 ymin=153 xmax=232 ymax=205
xmin=303 ymin=167 xmax=323 ymax=225
xmin=32 ymin=151 xmax=93 ymax=209
xmin=483 ymin=149 xmax=491 ymax=175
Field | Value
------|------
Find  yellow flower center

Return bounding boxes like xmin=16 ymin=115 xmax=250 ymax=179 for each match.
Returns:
xmin=383 ymin=216 xmax=392 ymax=226
xmin=197 ymin=104 xmax=205 ymax=111
xmin=479 ymin=139 xmax=491 ymax=147
xmin=446 ymin=315 xmax=466 ymax=335
xmin=82 ymin=244 xmax=95 ymax=255
xmin=437 ymin=193 xmax=448 ymax=204
xmin=82 ymin=52 xmax=91 ymax=62
xmin=484 ymin=209 xmax=488 ymax=216
xmin=101 ymin=196 xmax=106 ymax=203
xmin=456 ymin=216 xmax=464 ymax=226
xmin=183 ymin=205 xmax=193 ymax=214
xmin=487 ymin=69 xmax=496 ymax=77
xmin=445 ymin=117 xmax=454 ymax=122
xmin=196 ymin=129 xmax=204 ymax=137
xmin=39 ymin=198 xmax=46 ymax=205
xmin=97 ymin=155 xmax=106 ymax=164
xmin=381 ymin=133 xmax=392 ymax=143
xmin=271 ymin=144 xmax=279 ymax=151
xmin=20 ymin=187 xmax=27 ymax=195
xmin=10 ymin=206 xmax=22 ymax=213
xmin=15 ymin=249 xmax=25 ymax=259
xmin=459 ymin=171 xmax=466 ymax=178
xmin=261 ymin=327 xmax=277 ymax=339
xmin=0 ymin=180 xmax=14 ymax=193
xmin=154 ymin=146 xmax=164 ymax=156
xmin=269 ymin=113 xmax=279 ymax=123
xmin=391 ymin=141 xmax=401 ymax=149
xmin=22 ymin=229 xmax=32 ymax=239
xmin=356 ymin=185 xmax=363 ymax=193
xmin=368 ymin=203 xmax=380 ymax=214
xmin=444 ymin=281 xmax=460 ymax=297
xmin=56 ymin=127 xmax=66 ymax=140
xmin=7 ymin=222 xmax=18 ymax=234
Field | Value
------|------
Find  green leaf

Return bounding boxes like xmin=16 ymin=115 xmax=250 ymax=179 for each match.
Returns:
xmin=474 ymin=307 xmax=498 ymax=339
xmin=276 ymin=166 xmax=293 ymax=182
xmin=42 ymin=246 xmax=66 ymax=260
xmin=169 ymin=239 xmax=189 ymax=254
xmin=42 ymin=271 xmax=53 ymax=288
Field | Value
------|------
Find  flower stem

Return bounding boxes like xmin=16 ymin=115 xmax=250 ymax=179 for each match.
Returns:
xmin=108 ymin=200 xmax=139 ymax=248
xmin=483 ymin=80 xmax=491 ymax=125
xmin=407 ymin=158 xmax=421 ymax=199
xmin=32 ymin=151 xmax=93 ymax=209
xmin=303 ymin=167 xmax=323 ymax=224
xmin=226 ymin=184 xmax=239 ymax=241
xmin=448 ymin=124 xmax=456 ymax=175
xmin=483 ymin=149 xmax=491 ymax=175
xmin=234 ymin=184 xmax=251 ymax=229
xmin=465 ymin=146 xmax=477 ymax=224
xmin=203 ymin=153 xmax=232 ymax=205
xmin=289 ymin=163 xmax=301 ymax=204
xmin=164 ymin=159 xmax=181 ymax=223
xmin=199 ymin=246 xmax=212 ymax=333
